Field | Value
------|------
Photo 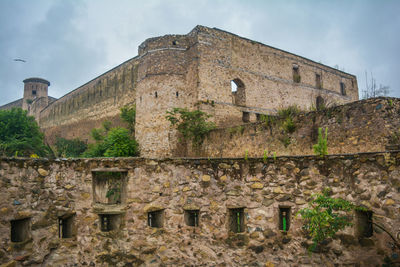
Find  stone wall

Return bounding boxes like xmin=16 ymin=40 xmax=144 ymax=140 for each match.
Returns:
xmin=194 ymin=26 xmax=358 ymax=127
xmin=185 ymin=97 xmax=400 ymax=158
xmin=0 ymin=152 xmax=399 ymax=266
xmin=39 ymin=59 xmax=138 ymax=144
xmin=32 ymin=25 xmax=359 ymax=157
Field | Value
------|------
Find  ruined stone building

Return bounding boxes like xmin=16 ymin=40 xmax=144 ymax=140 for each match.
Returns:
xmin=0 ymin=26 xmax=399 ymax=266
xmin=0 ymin=26 xmax=358 ymax=157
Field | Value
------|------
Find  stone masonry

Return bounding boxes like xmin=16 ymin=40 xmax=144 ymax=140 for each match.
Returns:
xmin=0 ymin=152 xmax=399 ymax=266
xmin=0 ymin=26 xmax=359 ymax=157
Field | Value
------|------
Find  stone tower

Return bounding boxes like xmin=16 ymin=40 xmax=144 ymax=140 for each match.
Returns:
xmin=22 ymin=77 xmax=50 ymax=117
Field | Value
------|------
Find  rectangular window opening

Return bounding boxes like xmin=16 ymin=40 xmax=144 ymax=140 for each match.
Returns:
xmin=99 ymin=214 xmax=121 ymax=232
xmin=279 ymin=207 xmax=291 ymax=231
xmin=340 ymin=82 xmax=346 ymax=95
xmin=292 ymin=66 xmax=301 ymax=83
xmin=242 ymin=112 xmax=250 ymax=123
xmin=148 ymin=210 xmax=164 ymax=228
xmin=11 ymin=218 xmax=30 ymax=242
xmin=32 ymin=90 xmax=37 ymax=96
xmin=355 ymin=210 xmax=373 ymax=238
xmin=184 ymin=210 xmax=199 ymax=227
xmin=58 ymin=215 xmax=74 ymax=238
xmin=229 ymin=208 xmax=245 ymax=233
xmin=316 ymin=74 xmax=322 ymax=89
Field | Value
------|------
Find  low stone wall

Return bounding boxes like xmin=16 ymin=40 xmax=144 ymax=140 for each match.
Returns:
xmin=191 ymin=97 xmax=400 ymax=158
xmin=0 ymin=152 xmax=399 ymax=266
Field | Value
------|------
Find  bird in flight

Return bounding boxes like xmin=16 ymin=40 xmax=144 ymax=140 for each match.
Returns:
xmin=14 ymin=59 xmax=26 ymax=62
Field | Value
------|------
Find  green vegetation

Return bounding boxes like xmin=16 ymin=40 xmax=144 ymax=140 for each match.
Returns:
xmin=166 ymin=108 xmax=215 ymax=149
xmin=297 ymin=189 xmax=355 ymax=252
xmin=120 ymin=104 xmax=136 ymax=135
xmin=244 ymin=150 xmax=248 ymax=161
xmin=260 ymin=114 xmax=276 ymax=128
xmin=263 ymin=150 xmax=268 ymax=162
xmin=55 ymin=137 xmax=87 ymax=158
xmin=228 ymin=125 xmax=245 ymax=135
xmin=0 ymin=108 xmax=49 ymax=157
xmin=313 ymin=127 xmax=328 ymax=157
xmin=273 ymin=152 xmax=277 ymax=161
xmin=83 ymin=124 xmax=139 ymax=157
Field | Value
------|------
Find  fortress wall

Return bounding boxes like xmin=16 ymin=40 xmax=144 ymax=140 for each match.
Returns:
xmin=135 ymin=34 xmax=200 ymax=157
xmin=0 ymin=153 xmax=399 ymax=266
xmin=39 ymin=59 xmax=138 ymax=144
xmin=188 ymin=98 xmax=399 ymax=158
xmin=194 ymin=27 xmax=358 ymax=126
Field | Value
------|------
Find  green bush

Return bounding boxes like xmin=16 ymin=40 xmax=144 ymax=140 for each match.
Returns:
xmin=0 ymin=108 xmax=49 ymax=157
xmin=297 ymin=189 xmax=354 ymax=251
xmin=82 ymin=124 xmax=139 ymax=158
xmin=283 ymin=117 xmax=296 ymax=133
xmin=166 ymin=108 xmax=215 ymax=149
xmin=120 ymin=104 xmax=136 ymax=135
xmin=55 ymin=137 xmax=87 ymax=158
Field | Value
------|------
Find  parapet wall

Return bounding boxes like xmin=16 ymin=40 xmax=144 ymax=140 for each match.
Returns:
xmin=1 ymin=152 xmax=399 ymax=266
xmin=39 ymin=58 xmax=138 ymax=144
xmin=188 ymin=97 xmax=400 ymax=158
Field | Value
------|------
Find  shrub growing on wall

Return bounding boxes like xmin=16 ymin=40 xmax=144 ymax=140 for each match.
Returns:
xmin=166 ymin=108 xmax=216 ymax=150
xmin=297 ymin=189 xmax=354 ymax=251
xmin=0 ymin=108 xmax=49 ymax=157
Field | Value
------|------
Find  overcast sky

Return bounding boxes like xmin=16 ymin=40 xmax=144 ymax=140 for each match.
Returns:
xmin=1 ymin=0 xmax=399 ymax=106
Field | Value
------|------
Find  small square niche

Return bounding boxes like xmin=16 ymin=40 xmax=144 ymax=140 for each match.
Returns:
xmin=11 ymin=218 xmax=31 ymax=242
xmin=92 ymin=170 xmax=127 ymax=205
xmin=58 ymin=214 xmax=75 ymax=238
xmin=184 ymin=210 xmax=200 ymax=227
xmin=148 ymin=210 xmax=164 ymax=228
xmin=99 ymin=214 xmax=122 ymax=232
xmin=228 ymin=208 xmax=245 ymax=233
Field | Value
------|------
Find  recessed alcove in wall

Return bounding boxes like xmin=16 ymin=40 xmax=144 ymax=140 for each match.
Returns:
xmin=184 ymin=210 xmax=200 ymax=227
xmin=228 ymin=208 xmax=245 ymax=233
xmin=99 ymin=214 xmax=122 ymax=232
xmin=231 ymin=79 xmax=246 ymax=106
xmin=92 ymin=169 xmax=128 ymax=205
xmin=355 ymin=210 xmax=373 ymax=238
xmin=279 ymin=207 xmax=291 ymax=231
xmin=11 ymin=218 xmax=31 ymax=242
xmin=58 ymin=214 xmax=75 ymax=238
xmin=148 ymin=210 xmax=164 ymax=228
xmin=242 ymin=112 xmax=250 ymax=123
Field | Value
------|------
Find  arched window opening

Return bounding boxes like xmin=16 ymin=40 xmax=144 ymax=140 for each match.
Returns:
xmin=231 ymin=79 xmax=246 ymax=106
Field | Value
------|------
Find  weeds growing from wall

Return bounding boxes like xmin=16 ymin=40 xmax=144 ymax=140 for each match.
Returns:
xmin=313 ymin=127 xmax=328 ymax=157
xmin=166 ymin=108 xmax=216 ymax=151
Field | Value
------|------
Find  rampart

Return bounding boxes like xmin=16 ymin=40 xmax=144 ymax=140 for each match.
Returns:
xmin=30 ymin=26 xmax=358 ymax=157
xmin=185 ymin=97 xmax=400 ymax=158
xmin=0 ymin=152 xmax=399 ymax=266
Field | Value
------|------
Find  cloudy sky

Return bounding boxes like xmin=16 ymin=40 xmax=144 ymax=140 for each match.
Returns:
xmin=1 ymin=0 xmax=399 ymax=106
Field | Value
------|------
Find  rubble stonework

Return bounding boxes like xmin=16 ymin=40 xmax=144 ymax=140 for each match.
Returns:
xmin=187 ymin=97 xmax=400 ymax=158
xmin=0 ymin=26 xmax=359 ymax=157
xmin=0 ymin=152 xmax=399 ymax=266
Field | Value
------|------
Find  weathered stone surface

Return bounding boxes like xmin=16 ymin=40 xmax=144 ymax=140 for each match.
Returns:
xmin=37 ymin=168 xmax=48 ymax=177
xmin=0 ymin=153 xmax=398 ymax=266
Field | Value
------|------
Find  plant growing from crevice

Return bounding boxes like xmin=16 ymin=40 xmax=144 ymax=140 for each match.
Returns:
xmin=166 ymin=108 xmax=216 ymax=150
xmin=263 ymin=150 xmax=268 ymax=162
xmin=106 ymin=180 xmax=122 ymax=204
xmin=313 ymin=127 xmax=328 ymax=157
xmin=297 ymin=188 xmax=354 ymax=252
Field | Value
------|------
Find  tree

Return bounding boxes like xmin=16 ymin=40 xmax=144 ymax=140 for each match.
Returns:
xmin=120 ymin=105 xmax=136 ymax=136
xmin=166 ymin=108 xmax=215 ymax=149
xmin=0 ymin=108 xmax=49 ymax=157
xmin=82 ymin=122 xmax=139 ymax=158
xmin=362 ymin=71 xmax=390 ymax=99
xmin=297 ymin=189 xmax=355 ymax=251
